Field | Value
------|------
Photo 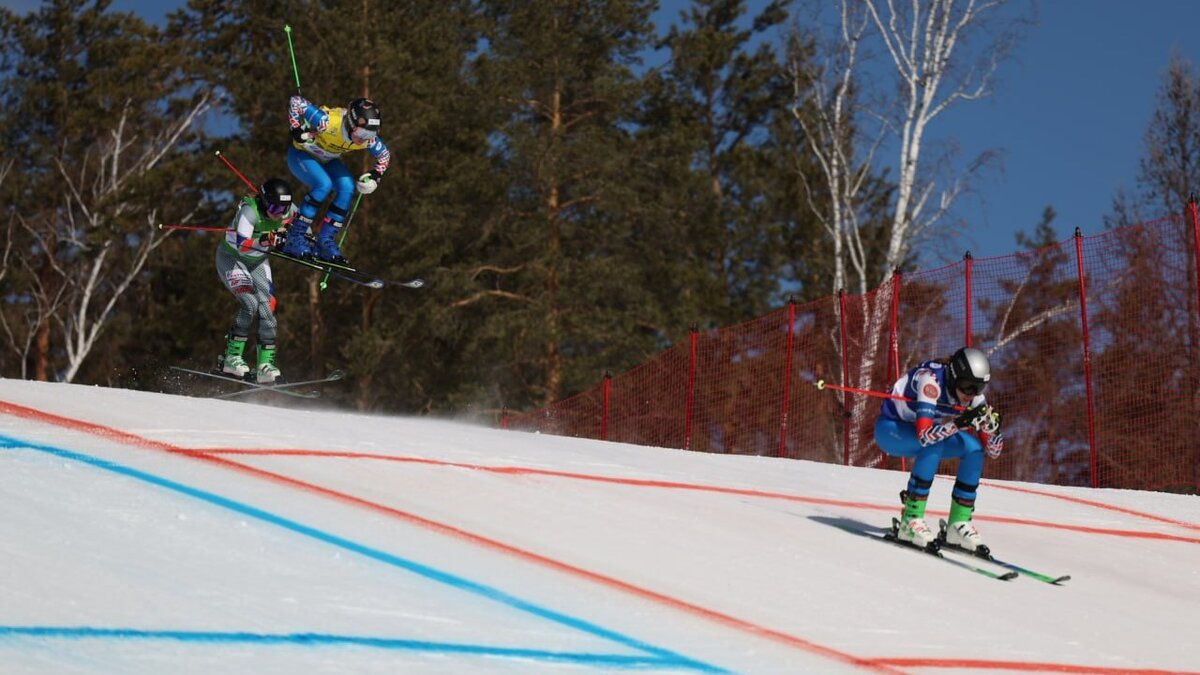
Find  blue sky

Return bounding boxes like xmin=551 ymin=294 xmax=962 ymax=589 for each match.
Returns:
xmin=6 ymin=0 xmax=1200 ymax=261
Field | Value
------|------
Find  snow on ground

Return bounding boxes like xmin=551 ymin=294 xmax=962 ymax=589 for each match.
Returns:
xmin=1 ymin=378 xmax=1198 ymax=674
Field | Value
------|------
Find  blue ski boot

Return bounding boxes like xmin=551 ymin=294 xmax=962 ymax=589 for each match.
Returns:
xmin=280 ymin=215 xmax=316 ymax=258
xmin=315 ymin=219 xmax=350 ymax=266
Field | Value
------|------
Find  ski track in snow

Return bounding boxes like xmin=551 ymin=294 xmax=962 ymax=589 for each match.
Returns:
xmin=0 ymin=379 xmax=1198 ymax=674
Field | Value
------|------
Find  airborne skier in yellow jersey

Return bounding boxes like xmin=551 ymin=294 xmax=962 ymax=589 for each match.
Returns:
xmin=281 ymin=95 xmax=390 ymax=266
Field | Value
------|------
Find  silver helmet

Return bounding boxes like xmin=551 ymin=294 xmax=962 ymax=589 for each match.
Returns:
xmin=947 ymin=347 xmax=990 ymax=395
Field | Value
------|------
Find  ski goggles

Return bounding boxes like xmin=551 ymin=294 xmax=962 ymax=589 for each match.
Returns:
xmin=956 ymin=379 xmax=987 ymax=396
xmin=350 ymin=125 xmax=378 ymax=143
xmin=265 ymin=199 xmax=292 ymax=218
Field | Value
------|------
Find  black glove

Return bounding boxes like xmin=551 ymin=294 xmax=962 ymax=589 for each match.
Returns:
xmin=259 ymin=228 xmax=284 ymax=248
xmin=954 ymin=404 xmax=989 ymax=430
xmin=290 ymin=125 xmax=314 ymax=144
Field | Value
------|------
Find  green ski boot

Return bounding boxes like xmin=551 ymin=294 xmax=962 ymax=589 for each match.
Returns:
xmin=944 ymin=499 xmax=985 ymax=552
xmin=220 ymin=335 xmax=250 ymax=377
xmin=897 ymin=494 xmax=934 ymax=547
xmin=256 ymin=343 xmax=281 ymax=384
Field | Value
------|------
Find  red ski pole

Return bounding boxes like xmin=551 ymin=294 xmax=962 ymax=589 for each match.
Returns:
xmin=215 ymin=150 xmax=258 ymax=193
xmin=158 ymin=224 xmax=226 ymax=232
xmin=813 ymin=379 xmax=965 ymax=412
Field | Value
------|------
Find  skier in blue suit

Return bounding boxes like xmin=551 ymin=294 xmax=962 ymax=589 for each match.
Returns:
xmin=281 ymin=95 xmax=390 ymax=266
xmin=875 ymin=347 xmax=1004 ymax=552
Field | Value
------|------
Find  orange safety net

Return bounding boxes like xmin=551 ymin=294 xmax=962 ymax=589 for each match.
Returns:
xmin=505 ymin=211 xmax=1200 ymax=493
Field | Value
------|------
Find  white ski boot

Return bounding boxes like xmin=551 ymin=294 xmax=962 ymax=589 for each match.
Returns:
xmin=944 ymin=519 xmax=985 ymax=552
xmin=941 ymin=500 xmax=987 ymax=554
xmin=897 ymin=517 xmax=936 ymax=547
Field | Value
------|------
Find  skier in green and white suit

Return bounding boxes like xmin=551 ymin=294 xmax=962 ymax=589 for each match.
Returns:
xmin=215 ymin=178 xmax=295 ymax=383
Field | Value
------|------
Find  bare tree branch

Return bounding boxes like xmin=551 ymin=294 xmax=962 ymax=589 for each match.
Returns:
xmin=789 ymin=0 xmax=884 ymax=294
xmin=451 ymin=289 xmax=536 ymax=308
xmin=45 ymin=92 xmax=212 ymax=382
xmin=864 ymin=0 xmax=1021 ymax=280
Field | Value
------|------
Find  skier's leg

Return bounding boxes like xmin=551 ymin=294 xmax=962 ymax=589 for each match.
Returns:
xmin=215 ymin=247 xmax=255 ymax=376
xmin=939 ymin=432 xmax=987 ymax=551
xmin=283 ymin=147 xmax=332 ymax=257
xmin=314 ymin=159 xmax=355 ymax=263
xmin=250 ymin=260 xmax=281 ymax=383
xmin=875 ymin=418 xmax=939 ymax=545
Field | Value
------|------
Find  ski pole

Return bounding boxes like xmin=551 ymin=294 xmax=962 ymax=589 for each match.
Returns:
xmin=215 ymin=151 xmax=258 ymax=193
xmin=159 ymin=224 xmax=226 ymax=233
xmin=284 ymin=24 xmax=302 ymax=95
xmin=813 ymin=379 xmax=966 ymax=412
xmin=319 ymin=192 xmax=363 ymax=291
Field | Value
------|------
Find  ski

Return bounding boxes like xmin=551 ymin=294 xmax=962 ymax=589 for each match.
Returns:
xmin=269 ymin=250 xmax=424 ymax=290
xmin=270 ymin=249 xmax=357 ymax=272
xmin=937 ymin=520 xmax=1071 ymax=585
xmin=882 ymin=519 xmax=1018 ymax=581
xmin=270 ymin=251 xmax=385 ymax=289
xmin=169 ymin=366 xmax=341 ymax=399
xmin=825 ymin=518 xmax=1015 ymax=581
xmin=384 ymin=276 xmax=426 ymax=289
xmin=214 ymin=369 xmax=346 ymax=400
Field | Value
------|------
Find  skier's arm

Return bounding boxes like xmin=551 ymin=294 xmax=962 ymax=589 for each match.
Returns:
xmin=288 ymin=95 xmax=328 ymax=134
xmin=365 ymin=137 xmax=390 ymax=178
xmin=231 ymin=205 xmax=262 ymax=253
xmin=911 ymin=370 xmax=959 ymax=446
xmin=354 ymin=138 xmax=391 ymax=195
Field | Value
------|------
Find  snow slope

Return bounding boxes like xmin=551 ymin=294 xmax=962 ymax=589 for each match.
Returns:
xmin=0 ymin=378 xmax=1198 ymax=674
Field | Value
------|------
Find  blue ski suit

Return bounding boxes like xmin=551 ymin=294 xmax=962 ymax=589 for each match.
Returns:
xmin=875 ymin=359 xmax=1003 ymax=504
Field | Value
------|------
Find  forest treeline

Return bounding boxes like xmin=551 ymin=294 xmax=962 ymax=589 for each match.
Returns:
xmin=1 ymin=0 xmax=1195 ymax=419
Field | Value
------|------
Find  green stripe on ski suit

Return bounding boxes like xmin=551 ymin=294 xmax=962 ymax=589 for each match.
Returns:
xmin=220 ymin=196 xmax=279 ymax=263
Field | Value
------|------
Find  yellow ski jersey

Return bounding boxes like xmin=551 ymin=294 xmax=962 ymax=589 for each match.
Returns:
xmin=292 ymin=107 xmax=371 ymax=161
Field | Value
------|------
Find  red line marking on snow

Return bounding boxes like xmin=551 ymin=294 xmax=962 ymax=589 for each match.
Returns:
xmin=191 ymin=447 xmax=890 ymax=510
xmin=869 ymin=657 xmax=1199 ymax=674
xmin=983 ymin=481 xmax=1200 ymax=532
xmin=0 ymin=400 xmax=903 ymax=675
xmin=4 ymin=400 xmax=1196 ymax=675
xmin=195 ymin=447 xmax=1200 ymax=544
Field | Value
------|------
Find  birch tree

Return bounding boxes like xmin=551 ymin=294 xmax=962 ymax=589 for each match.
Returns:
xmin=0 ymin=1 xmax=213 ymax=382
xmin=788 ymin=0 xmax=886 ymax=295
xmin=865 ymin=0 xmax=1026 ymax=280
xmin=51 ymin=96 xmax=210 ymax=382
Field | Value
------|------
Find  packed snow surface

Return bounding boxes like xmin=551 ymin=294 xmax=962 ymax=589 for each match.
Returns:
xmin=1 ymin=378 xmax=1197 ymax=674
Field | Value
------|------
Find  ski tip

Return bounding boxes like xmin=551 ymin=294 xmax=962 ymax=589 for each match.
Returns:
xmin=284 ymin=24 xmax=292 ymax=33
xmin=328 ymin=369 xmax=347 ymax=380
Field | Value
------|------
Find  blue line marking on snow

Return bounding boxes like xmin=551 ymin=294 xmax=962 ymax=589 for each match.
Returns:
xmin=0 ymin=626 xmax=701 ymax=669
xmin=0 ymin=435 xmax=725 ymax=673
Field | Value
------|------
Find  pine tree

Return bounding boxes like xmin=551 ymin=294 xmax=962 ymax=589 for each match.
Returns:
xmin=462 ymin=0 xmax=658 ymax=407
